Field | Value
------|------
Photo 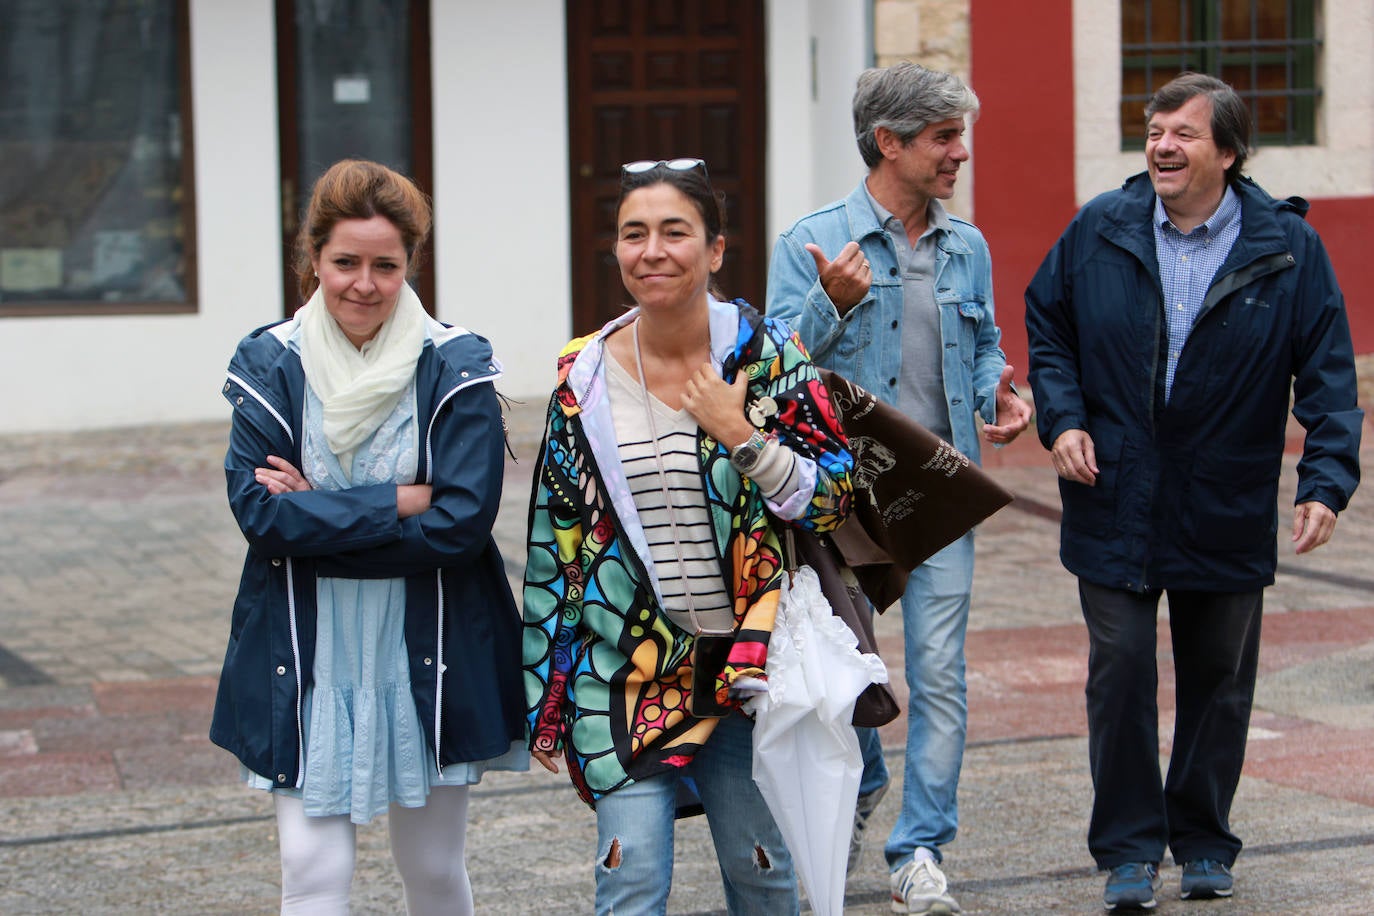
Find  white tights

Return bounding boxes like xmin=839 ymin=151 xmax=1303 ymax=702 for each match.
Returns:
xmin=274 ymin=787 xmax=473 ymax=915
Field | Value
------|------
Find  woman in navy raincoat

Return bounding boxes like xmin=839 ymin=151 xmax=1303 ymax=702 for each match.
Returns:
xmin=211 ymin=159 xmax=526 ymax=915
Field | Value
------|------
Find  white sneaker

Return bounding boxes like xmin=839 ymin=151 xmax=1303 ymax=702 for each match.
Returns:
xmin=890 ymin=852 xmax=961 ymax=915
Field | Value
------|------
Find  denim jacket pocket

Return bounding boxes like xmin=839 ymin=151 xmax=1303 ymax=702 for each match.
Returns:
xmin=953 ymin=297 xmax=987 ymax=318
xmin=938 ymin=295 xmax=987 ymax=355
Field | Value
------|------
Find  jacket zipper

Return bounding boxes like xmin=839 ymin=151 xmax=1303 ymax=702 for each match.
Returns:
xmin=227 ymin=369 xmax=306 ymax=784
xmin=285 ymin=558 xmax=304 ymax=787
xmin=1195 ymin=250 xmax=1294 ymax=325
xmin=1134 ymin=247 xmax=1292 ymax=591
xmin=422 ymin=371 xmax=500 ymax=773
xmin=1141 ymin=281 xmax=1161 ymax=593
xmin=432 ymin=567 xmax=445 ymax=777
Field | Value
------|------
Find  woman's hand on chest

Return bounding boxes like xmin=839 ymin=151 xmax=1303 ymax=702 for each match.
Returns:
xmin=681 ymin=365 xmax=755 ymax=449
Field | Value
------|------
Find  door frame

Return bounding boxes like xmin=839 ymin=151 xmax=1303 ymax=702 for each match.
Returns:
xmin=565 ymin=1 xmax=768 ymax=336
xmin=274 ymin=0 xmax=435 ymax=316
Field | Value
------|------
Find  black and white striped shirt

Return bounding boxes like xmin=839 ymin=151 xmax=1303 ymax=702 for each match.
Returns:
xmin=607 ymin=354 xmax=734 ymax=634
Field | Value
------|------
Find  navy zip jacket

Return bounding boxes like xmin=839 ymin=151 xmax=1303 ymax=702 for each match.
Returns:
xmin=210 ymin=315 xmax=526 ymax=788
xmin=1026 ymin=172 xmax=1361 ymax=593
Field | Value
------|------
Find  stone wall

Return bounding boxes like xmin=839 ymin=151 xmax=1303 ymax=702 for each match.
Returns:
xmin=873 ymin=0 xmax=971 ymax=79
xmin=871 ymin=0 xmax=975 ymax=216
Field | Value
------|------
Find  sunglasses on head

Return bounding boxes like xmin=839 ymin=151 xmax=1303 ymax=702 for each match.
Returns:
xmin=621 ymin=158 xmax=708 ymax=178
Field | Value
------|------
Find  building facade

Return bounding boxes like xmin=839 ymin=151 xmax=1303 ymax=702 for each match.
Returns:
xmin=1 ymin=0 xmax=1368 ymax=432
xmin=0 ymin=0 xmax=875 ymax=432
xmin=971 ymin=0 xmax=1374 ymax=369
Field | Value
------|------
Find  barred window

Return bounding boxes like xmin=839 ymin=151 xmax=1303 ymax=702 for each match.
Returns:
xmin=0 ymin=0 xmax=196 ymax=316
xmin=1121 ymin=0 xmax=1320 ymax=148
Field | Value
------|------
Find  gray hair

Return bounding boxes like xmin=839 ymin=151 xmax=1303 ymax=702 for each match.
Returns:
xmin=853 ymin=62 xmax=980 ymax=167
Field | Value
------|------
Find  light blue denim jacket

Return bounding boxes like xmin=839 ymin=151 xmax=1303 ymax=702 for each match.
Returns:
xmin=767 ymin=180 xmax=1006 ymax=464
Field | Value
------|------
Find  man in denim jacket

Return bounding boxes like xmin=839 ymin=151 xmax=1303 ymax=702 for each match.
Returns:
xmin=768 ymin=62 xmax=1030 ymax=915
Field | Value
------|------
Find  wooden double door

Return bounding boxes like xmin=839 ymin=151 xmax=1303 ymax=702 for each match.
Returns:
xmin=567 ymin=0 xmax=768 ymax=335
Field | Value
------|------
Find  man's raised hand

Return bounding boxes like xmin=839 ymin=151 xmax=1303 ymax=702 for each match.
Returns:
xmin=805 ymin=241 xmax=872 ymax=314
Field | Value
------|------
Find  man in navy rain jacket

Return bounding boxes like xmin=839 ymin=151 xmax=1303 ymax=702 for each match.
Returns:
xmin=1025 ymin=73 xmax=1361 ymax=911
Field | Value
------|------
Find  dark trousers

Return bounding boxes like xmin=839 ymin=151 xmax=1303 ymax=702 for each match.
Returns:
xmin=1078 ymin=580 xmax=1263 ymax=869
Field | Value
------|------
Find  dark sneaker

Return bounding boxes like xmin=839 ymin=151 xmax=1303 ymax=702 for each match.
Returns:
xmin=1103 ymin=862 xmax=1161 ymax=911
xmin=1180 ymin=859 xmax=1234 ymax=899
xmin=848 ymin=780 xmax=890 ymax=876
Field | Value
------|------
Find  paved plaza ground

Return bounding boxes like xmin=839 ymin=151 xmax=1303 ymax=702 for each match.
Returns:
xmin=2 ymin=396 xmax=1373 ymax=914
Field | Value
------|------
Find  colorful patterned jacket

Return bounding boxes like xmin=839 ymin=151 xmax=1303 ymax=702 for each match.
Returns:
xmin=523 ymin=297 xmax=853 ymax=806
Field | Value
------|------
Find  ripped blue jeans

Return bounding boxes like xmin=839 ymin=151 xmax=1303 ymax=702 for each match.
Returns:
xmin=592 ymin=711 xmax=799 ymax=915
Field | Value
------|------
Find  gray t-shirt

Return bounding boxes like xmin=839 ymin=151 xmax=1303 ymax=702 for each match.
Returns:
xmin=864 ymin=189 xmax=953 ymax=442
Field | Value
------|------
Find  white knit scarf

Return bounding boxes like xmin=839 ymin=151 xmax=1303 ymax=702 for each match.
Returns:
xmin=297 ymin=282 xmax=427 ymax=472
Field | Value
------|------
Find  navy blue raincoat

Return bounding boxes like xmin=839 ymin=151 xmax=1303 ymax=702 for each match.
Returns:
xmin=1026 ymin=173 xmax=1361 ymax=593
xmin=210 ymin=316 xmax=526 ymax=788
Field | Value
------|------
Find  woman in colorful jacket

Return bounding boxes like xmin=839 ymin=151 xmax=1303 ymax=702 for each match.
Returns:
xmin=211 ymin=159 xmax=526 ymax=915
xmin=522 ymin=158 xmax=854 ymax=914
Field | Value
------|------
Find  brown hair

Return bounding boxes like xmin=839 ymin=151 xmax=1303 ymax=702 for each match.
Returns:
xmin=293 ymin=159 xmax=433 ymax=300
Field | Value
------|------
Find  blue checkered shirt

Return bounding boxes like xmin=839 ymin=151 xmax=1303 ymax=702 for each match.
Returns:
xmin=1154 ymin=187 xmax=1241 ymax=399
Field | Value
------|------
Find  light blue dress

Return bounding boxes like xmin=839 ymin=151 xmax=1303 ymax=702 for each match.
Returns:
xmin=244 ymin=339 xmax=526 ymax=824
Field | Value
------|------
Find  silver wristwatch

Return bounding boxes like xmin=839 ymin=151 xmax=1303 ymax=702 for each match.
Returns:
xmin=729 ymin=430 xmax=767 ymax=473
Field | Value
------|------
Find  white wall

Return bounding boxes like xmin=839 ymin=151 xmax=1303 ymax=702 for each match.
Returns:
xmin=765 ymin=0 xmax=871 ymax=242
xmin=1074 ymin=0 xmax=1374 ymax=203
xmin=0 ymin=0 xmax=873 ymax=431
xmin=429 ymin=0 xmax=570 ymax=401
xmin=0 ymin=0 xmax=281 ymax=433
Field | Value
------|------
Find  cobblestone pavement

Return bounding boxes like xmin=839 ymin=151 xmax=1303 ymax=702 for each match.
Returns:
xmin=2 ymin=396 xmax=1373 ymax=914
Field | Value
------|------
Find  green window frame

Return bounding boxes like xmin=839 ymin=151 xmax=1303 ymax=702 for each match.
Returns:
xmin=1121 ymin=0 xmax=1320 ymax=149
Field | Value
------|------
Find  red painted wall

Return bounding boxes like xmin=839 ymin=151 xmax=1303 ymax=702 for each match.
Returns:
xmin=969 ymin=0 xmax=1078 ymax=379
xmin=1304 ymin=198 xmax=1374 ymax=352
